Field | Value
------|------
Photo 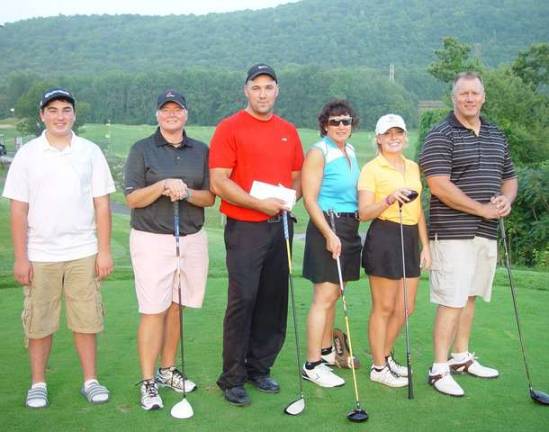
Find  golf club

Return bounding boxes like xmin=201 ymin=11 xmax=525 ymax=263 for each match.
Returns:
xmin=281 ymin=211 xmax=306 ymax=416
xmin=170 ymin=200 xmax=194 ymax=419
xmin=499 ymin=218 xmax=549 ymax=405
xmin=397 ymin=189 xmax=418 ymax=400
xmin=328 ymin=210 xmax=368 ymax=423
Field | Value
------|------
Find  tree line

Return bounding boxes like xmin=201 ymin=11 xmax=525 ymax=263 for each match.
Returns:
xmin=5 ymin=67 xmax=420 ymax=132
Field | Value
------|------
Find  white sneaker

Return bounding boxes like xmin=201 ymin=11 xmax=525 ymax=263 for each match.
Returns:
xmin=448 ymin=352 xmax=499 ymax=378
xmin=140 ymin=380 xmax=163 ymax=410
xmin=386 ymin=355 xmax=408 ymax=377
xmin=321 ymin=350 xmax=336 ymax=366
xmin=370 ymin=366 xmax=408 ymax=388
xmin=302 ymin=363 xmax=345 ymax=388
xmin=155 ymin=367 xmax=197 ymax=393
xmin=428 ymin=368 xmax=465 ymax=397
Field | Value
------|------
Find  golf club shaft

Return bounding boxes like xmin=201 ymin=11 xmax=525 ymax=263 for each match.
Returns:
xmin=499 ymin=218 xmax=534 ymax=390
xmin=283 ymin=211 xmax=304 ymax=397
xmin=173 ymin=201 xmax=187 ymax=399
xmin=328 ymin=210 xmax=363 ymax=410
xmin=398 ymin=207 xmax=414 ymax=399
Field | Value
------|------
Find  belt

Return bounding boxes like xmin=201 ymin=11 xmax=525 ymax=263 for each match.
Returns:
xmin=324 ymin=211 xmax=358 ymax=219
xmin=267 ymin=212 xmax=297 ymax=223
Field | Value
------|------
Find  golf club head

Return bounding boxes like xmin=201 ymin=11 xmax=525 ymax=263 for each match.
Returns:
xmin=530 ymin=389 xmax=549 ymax=405
xmin=171 ymin=398 xmax=194 ymax=419
xmin=284 ymin=397 xmax=305 ymax=416
xmin=398 ymin=190 xmax=419 ymax=207
xmin=347 ymin=408 xmax=369 ymax=423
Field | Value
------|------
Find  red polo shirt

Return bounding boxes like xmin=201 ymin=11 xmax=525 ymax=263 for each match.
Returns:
xmin=209 ymin=110 xmax=304 ymax=221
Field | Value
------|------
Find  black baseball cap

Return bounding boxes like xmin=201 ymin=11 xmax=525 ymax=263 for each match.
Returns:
xmin=157 ymin=90 xmax=187 ymax=109
xmin=40 ymin=88 xmax=75 ymax=109
xmin=245 ymin=63 xmax=277 ymax=83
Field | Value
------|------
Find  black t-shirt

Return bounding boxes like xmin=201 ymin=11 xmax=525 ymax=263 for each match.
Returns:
xmin=124 ymin=128 xmax=210 ymax=235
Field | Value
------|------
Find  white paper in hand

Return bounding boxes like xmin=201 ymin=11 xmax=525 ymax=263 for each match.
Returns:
xmin=250 ymin=180 xmax=296 ymax=210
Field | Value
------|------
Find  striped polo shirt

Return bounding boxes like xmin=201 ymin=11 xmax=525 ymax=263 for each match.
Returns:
xmin=419 ymin=112 xmax=515 ymax=240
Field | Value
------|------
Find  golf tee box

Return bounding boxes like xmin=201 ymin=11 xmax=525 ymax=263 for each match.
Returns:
xmin=250 ymin=180 xmax=296 ymax=210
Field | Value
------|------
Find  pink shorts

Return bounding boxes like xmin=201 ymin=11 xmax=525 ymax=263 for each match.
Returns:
xmin=130 ymin=228 xmax=208 ymax=314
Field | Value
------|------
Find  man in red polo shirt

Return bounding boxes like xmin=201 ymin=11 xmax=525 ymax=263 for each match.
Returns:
xmin=209 ymin=63 xmax=304 ymax=406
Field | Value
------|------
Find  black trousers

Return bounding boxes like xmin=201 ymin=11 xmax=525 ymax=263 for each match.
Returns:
xmin=217 ymin=217 xmax=293 ymax=389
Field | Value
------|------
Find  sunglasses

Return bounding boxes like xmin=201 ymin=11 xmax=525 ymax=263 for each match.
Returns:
xmin=327 ymin=117 xmax=352 ymax=127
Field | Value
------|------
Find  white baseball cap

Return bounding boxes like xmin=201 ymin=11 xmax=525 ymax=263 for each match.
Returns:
xmin=375 ymin=114 xmax=407 ymax=135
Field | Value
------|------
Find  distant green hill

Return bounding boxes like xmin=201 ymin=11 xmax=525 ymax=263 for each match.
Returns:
xmin=0 ymin=0 xmax=547 ymax=77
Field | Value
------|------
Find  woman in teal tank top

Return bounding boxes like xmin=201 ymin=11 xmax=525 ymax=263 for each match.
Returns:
xmin=301 ymin=100 xmax=362 ymax=388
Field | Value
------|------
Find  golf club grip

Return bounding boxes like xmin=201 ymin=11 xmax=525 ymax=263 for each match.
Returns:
xmin=173 ymin=201 xmax=180 ymax=237
xmin=282 ymin=211 xmax=289 ymax=240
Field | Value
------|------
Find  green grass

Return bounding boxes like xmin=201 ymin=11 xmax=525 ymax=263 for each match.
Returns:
xmin=1 ymin=252 xmax=548 ymax=431
xmin=1 ymin=123 xmax=548 ymax=431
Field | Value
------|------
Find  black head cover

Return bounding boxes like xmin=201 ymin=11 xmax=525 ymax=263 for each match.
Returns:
xmin=347 ymin=408 xmax=369 ymax=422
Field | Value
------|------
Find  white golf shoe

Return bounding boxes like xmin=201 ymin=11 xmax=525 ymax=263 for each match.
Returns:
xmin=302 ymin=363 xmax=345 ymax=388
xmin=320 ymin=350 xmax=336 ymax=366
xmin=370 ymin=365 xmax=408 ymax=388
xmin=428 ymin=367 xmax=465 ymax=397
xmin=448 ymin=352 xmax=499 ymax=378
xmin=386 ymin=355 xmax=408 ymax=377
xmin=155 ymin=367 xmax=197 ymax=393
xmin=140 ymin=379 xmax=164 ymax=410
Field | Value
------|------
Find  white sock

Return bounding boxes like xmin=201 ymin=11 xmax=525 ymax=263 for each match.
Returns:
xmin=84 ymin=379 xmax=108 ymax=403
xmin=372 ymin=364 xmax=386 ymax=371
xmin=431 ymin=362 xmax=449 ymax=374
xmin=451 ymin=351 xmax=469 ymax=362
xmin=84 ymin=379 xmax=98 ymax=389
xmin=27 ymin=382 xmax=47 ymax=408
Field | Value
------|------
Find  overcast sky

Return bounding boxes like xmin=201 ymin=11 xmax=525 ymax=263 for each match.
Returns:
xmin=1 ymin=0 xmax=301 ymax=24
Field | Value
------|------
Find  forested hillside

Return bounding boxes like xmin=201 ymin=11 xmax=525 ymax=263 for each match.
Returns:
xmin=1 ymin=0 xmax=546 ymax=77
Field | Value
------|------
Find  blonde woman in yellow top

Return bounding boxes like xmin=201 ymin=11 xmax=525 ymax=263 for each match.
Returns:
xmin=358 ymin=114 xmax=431 ymax=388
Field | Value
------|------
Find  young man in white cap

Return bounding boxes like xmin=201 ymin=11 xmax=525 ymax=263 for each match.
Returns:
xmin=420 ymin=72 xmax=517 ymax=397
xmin=3 ymin=88 xmax=115 ymax=408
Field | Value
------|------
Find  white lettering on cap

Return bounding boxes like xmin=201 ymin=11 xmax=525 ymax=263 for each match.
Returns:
xmin=44 ymin=90 xmax=70 ymax=98
xmin=166 ymin=91 xmax=175 ymax=97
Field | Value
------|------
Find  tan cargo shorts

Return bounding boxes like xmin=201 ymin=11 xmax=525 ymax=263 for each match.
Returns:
xmin=22 ymin=254 xmax=104 ymax=339
xmin=429 ymin=236 xmax=497 ymax=308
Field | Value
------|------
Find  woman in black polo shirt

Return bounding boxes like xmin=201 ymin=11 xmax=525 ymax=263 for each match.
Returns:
xmin=124 ymin=90 xmax=215 ymax=411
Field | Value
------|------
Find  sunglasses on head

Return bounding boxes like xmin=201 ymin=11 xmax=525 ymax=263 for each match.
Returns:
xmin=327 ymin=117 xmax=352 ymax=127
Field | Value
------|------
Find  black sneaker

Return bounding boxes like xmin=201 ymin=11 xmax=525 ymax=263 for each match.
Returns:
xmin=224 ymin=385 xmax=251 ymax=406
xmin=248 ymin=375 xmax=280 ymax=393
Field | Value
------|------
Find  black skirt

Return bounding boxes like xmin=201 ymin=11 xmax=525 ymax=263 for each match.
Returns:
xmin=303 ymin=213 xmax=362 ymax=284
xmin=362 ymin=218 xmax=420 ymax=279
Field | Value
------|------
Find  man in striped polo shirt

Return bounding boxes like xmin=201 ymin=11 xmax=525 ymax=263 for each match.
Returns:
xmin=419 ymin=72 xmax=518 ymax=397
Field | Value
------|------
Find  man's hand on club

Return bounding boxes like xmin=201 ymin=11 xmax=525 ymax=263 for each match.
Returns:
xmin=258 ymin=197 xmax=287 ymax=216
xmin=491 ymin=194 xmax=512 ymax=217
